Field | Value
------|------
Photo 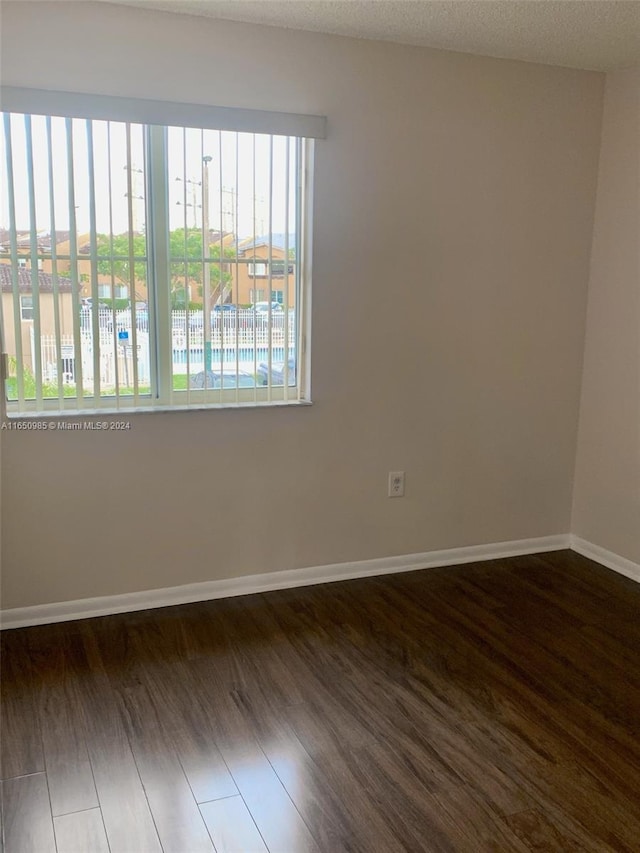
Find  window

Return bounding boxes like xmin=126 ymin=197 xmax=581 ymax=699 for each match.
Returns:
xmin=20 ymin=295 xmax=33 ymax=320
xmin=248 ymin=261 xmax=268 ymax=278
xmin=98 ymin=284 xmax=127 ymax=299
xmin=0 ymin=88 xmax=324 ymax=414
xmin=247 ymin=260 xmax=293 ymax=278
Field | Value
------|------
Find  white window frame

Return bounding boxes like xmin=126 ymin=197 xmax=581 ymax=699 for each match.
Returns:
xmin=1 ymin=88 xmax=323 ymax=416
xmin=19 ymin=294 xmax=33 ymax=320
xmin=247 ymin=261 xmax=291 ymax=279
xmin=98 ymin=284 xmax=127 ymax=300
xmin=248 ymin=261 xmax=268 ymax=278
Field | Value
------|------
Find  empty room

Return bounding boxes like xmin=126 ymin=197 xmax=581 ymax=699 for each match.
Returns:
xmin=0 ymin=1 xmax=639 ymax=851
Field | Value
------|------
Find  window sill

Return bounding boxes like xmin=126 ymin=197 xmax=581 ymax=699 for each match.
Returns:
xmin=4 ymin=398 xmax=313 ymax=420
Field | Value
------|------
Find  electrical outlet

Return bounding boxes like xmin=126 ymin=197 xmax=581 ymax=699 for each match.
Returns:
xmin=388 ymin=471 xmax=405 ymax=498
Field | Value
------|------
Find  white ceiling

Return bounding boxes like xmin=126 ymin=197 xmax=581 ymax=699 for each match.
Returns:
xmin=99 ymin=0 xmax=640 ymax=72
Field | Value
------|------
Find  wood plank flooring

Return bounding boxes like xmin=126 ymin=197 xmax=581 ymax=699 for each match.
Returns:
xmin=1 ymin=550 xmax=639 ymax=852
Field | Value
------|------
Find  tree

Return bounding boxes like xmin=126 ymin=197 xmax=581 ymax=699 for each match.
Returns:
xmin=96 ymin=230 xmax=236 ymax=307
xmin=96 ymin=233 xmax=147 ymax=290
xmin=168 ymin=229 xmax=235 ymax=306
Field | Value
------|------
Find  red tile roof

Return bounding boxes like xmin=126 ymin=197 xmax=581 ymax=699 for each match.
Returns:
xmin=0 ymin=265 xmax=74 ymax=293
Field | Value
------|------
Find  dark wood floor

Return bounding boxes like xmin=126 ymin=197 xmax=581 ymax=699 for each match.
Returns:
xmin=1 ymin=550 xmax=639 ymax=853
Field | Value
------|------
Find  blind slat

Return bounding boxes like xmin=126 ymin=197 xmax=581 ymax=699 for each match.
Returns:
xmin=2 ymin=114 xmax=26 ymax=407
xmin=24 ymin=116 xmax=44 ymax=408
xmin=45 ymin=116 xmax=65 ymax=407
xmin=65 ymin=117 xmax=85 ymax=406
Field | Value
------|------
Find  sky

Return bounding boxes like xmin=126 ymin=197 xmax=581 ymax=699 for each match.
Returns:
xmin=1 ymin=113 xmax=297 ymax=241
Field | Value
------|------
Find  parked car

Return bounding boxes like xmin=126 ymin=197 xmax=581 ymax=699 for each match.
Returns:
xmin=80 ymin=298 xmax=109 ymax=310
xmin=134 ymin=307 xmax=149 ymax=331
xmin=257 ymin=356 xmax=296 ymax=387
xmin=252 ymin=301 xmax=283 ymax=313
xmin=112 ymin=307 xmax=149 ymax=332
xmin=187 ymin=311 xmax=215 ymax=332
xmin=189 ymin=368 xmax=256 ymax=390
xmin=215 ymin=303 xmax=256 ymax=330
xmin=80 ymin=304 xmax=112 ymax=331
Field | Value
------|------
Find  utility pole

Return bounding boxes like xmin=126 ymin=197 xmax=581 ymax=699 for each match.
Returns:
xmin=202 ymin=155 xmax=212 ymax=372
xmin=175 ymin=176 xmax=201 ymax=230
xmin=124 ymin=165 xmax=144 ymax=233
xmin=191 ymin=182 xmax=198 ymax=229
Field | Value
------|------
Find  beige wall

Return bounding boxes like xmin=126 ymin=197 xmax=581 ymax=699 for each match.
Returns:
xmin=1 ymin=293 xmax=75 ymax=367
xmin=0 ymin=2 xmax=604 ymax=609
xmin=572 ymin=69 xmax=640 ymax=564
xmin=235 ymin=246 xmax=295 ymax=306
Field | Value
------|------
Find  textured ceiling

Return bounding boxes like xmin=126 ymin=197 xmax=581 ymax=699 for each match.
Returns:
xmin=98 ymin=0 xmax=640 ymax=71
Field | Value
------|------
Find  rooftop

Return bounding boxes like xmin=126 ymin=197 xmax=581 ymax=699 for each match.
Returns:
xmin=0 ymin=264 xmax=74 ymax=294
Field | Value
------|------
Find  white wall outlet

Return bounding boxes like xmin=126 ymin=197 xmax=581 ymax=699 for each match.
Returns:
xmin=388 ymin=471 xmax=405 ymax=498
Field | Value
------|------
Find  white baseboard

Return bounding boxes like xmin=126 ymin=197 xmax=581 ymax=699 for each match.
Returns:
xmin=570 ymin=536 xmax=640 ymax=584
xmin=0 ymin=534 xmax=570 ymax=630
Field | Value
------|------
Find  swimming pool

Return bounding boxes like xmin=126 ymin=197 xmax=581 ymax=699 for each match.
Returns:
xmin=172 ymin=345 xmax=291 ymax=367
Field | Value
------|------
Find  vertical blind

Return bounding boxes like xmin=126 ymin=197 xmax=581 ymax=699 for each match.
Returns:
xmin=0 ymin=89 xmax=320 ymax=413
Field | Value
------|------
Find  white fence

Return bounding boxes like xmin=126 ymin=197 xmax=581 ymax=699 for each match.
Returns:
xmin=37 ymin=309 xmax=295 ymax=389
xmin=38 ymin=331 xmax=151 ymax=388
xmin=81 ymin=308 xmax=294 ymax=335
